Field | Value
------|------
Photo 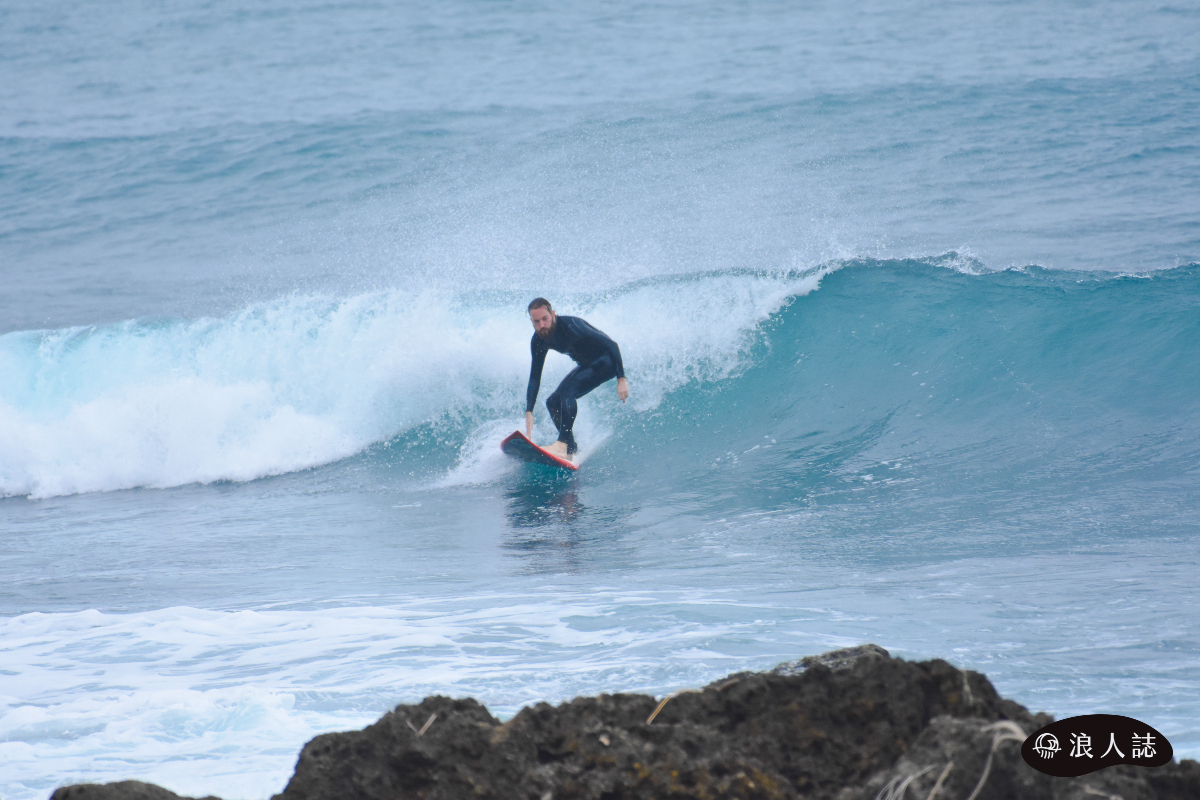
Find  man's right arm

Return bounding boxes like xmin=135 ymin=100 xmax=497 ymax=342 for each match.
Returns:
xmin=526 ymin=337 xmax=547 ymax=414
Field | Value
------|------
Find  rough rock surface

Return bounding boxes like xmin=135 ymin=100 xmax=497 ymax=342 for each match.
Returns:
xmin=771 ymin=644 xmax=892 ymax=677
xmin=50 ymin=646 xmax=1199 ymax=800
xmin=49 ymin=781 xmax=220 ymax=800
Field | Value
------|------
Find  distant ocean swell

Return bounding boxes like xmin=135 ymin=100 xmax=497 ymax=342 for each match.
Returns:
xmin=2 ymin=257 xmax=1197 ymax=500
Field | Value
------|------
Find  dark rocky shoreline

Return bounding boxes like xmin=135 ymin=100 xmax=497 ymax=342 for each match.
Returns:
xmin=51 ymin=645 xmax=1200 ymax=800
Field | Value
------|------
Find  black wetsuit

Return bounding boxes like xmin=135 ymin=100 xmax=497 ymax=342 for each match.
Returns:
xmin=526 ymin=315 xmax=625 ymax=454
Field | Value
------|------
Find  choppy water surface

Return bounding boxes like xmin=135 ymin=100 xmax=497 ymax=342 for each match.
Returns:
xmin=2 ymin=1 xmax=1198 ymax=798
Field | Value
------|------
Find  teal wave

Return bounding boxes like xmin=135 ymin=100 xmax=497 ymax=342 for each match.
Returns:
xmin=581 ymin=259 xmax=1200 ymax=530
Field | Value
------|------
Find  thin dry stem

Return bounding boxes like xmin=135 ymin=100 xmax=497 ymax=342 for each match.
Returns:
xmin=874 ymin=765 xmax=934 ymax=800
xmin=964 ymin=721 xmax=1027 ymax=800
xmin=924 ymin=762 xmax=953 ymax=800
xmin=645 ymin=689 xmax=701 ymax=724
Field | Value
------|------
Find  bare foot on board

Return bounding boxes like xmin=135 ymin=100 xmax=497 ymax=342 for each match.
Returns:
xmin=545 ymin=441 xmax=573 ymax=461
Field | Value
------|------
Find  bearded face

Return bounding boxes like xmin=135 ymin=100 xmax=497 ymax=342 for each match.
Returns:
xmin=530 ymin=307 xmax=556 ymax=339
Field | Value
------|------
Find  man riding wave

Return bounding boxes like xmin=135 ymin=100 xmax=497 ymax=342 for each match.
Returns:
xmin=525 ymin=298 xmax=629 ymax=461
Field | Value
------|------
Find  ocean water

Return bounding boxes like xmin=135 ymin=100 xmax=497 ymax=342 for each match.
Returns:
xmin=2 ymin=1 xmax=1199 ymax=798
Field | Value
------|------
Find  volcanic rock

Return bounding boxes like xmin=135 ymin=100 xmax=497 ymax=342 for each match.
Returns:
xmin=50 ymin=646 xmax=1199 ymax=800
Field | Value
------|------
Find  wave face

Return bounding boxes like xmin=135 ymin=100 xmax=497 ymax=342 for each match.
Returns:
xmin=620 ymin=260 xmax=1200 ymax=517
xmin=4 ymin=257 xmax=1197 ymax=508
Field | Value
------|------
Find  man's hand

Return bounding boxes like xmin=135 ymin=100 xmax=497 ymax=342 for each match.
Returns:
xmin=525 ymin=411 xmax=535 ymax=437
xmin=617 ymin=377 xmax=629 ymax=403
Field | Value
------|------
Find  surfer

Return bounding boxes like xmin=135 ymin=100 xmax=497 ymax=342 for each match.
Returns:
xmin=525 ymin=298 xmax=628 ymax=461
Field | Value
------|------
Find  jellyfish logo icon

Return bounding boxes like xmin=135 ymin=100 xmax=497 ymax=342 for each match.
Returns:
xmin=1033 ymin=733 xmax=1061 ymax=759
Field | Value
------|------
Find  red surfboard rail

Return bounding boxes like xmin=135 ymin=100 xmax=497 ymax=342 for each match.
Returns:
xmin=500 ymin=430 xmax=579 ymax=471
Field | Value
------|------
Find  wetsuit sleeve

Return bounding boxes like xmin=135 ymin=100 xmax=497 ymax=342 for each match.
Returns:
xmin=570 ymin=318 xmax=626 ymax=379
xmin=526 ymin=336 xmax=548 ymax=412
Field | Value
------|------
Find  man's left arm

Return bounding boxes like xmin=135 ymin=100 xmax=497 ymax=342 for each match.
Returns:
xmin=602 ymin=338 xmax=628 ymax=402
xmin=572 ymin=317 xmax=629 ymax=402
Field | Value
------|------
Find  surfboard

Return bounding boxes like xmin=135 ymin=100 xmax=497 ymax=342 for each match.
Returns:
xmin=500 ymin=431 xmax=579 ymax=471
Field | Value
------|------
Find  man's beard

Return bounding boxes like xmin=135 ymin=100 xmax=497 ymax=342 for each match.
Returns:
xmin=536 ymin=321 xmax=556 ymax=339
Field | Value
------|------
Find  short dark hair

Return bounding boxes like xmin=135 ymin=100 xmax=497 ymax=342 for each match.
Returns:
xmin=528 ymin=297 xmax=553 ymax=313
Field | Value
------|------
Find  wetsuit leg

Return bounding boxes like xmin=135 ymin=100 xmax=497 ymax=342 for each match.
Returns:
xmin=545 ymin=355 xmax=617 ymax=454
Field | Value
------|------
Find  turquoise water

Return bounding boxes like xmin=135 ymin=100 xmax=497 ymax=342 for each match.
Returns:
xmin=2 ymin=2 xmax=1198 ymax=798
